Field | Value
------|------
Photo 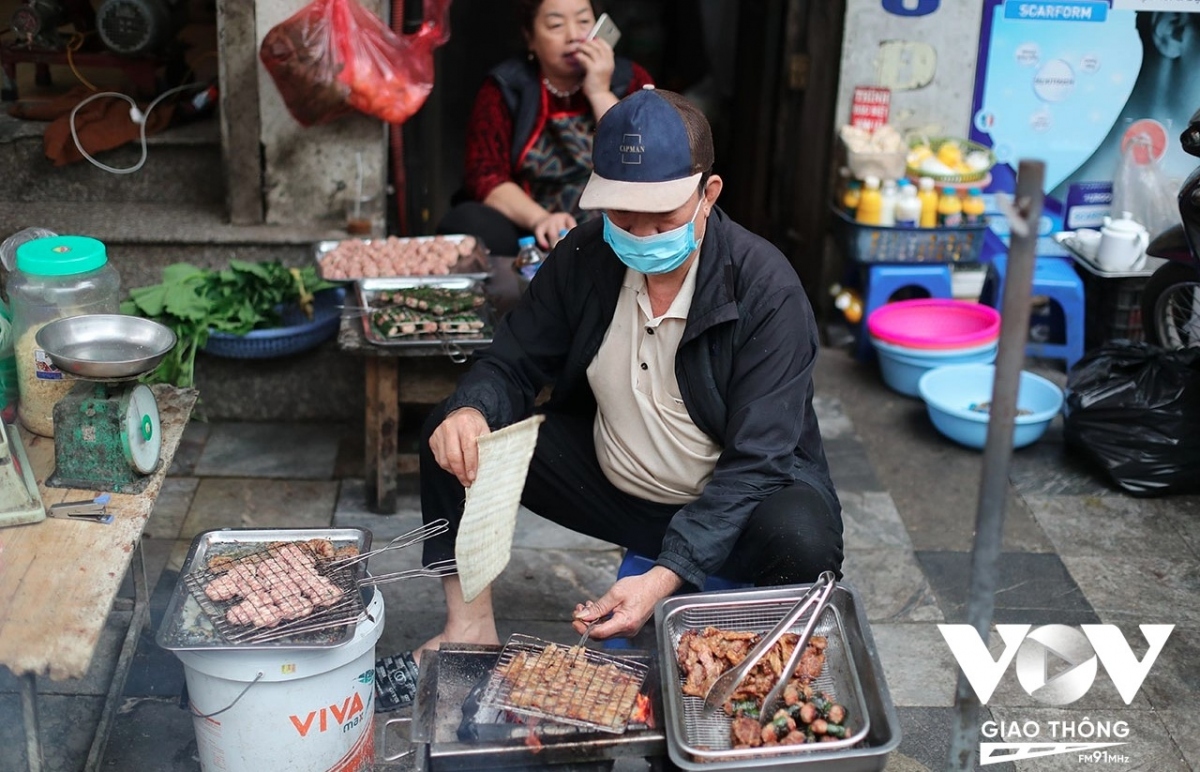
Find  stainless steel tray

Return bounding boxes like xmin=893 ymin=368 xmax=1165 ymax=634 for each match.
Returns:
xmin=1053 ymin=231 xmax=1163 ymax=279
xmin=156 ymin=527 xmax=373 ymax=651
xmin=315 ymin=234 xmax=491 ymax=283
xmin=355 ymin=280 xmax=496 ymax=352
xmin=655 ymin=583 xmax=900 ymax=771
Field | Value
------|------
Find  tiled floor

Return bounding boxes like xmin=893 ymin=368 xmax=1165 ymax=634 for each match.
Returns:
xmin=2 ymin=347 xmax=1198 ymax=772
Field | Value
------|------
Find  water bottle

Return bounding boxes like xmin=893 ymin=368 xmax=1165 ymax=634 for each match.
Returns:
xmin=894 ymin=183 xmax=921 ymax=228
xmin=513 ymin=236 xmax=545 ymax=291
xmin=879 ymin=180 xmax=898 ymax=227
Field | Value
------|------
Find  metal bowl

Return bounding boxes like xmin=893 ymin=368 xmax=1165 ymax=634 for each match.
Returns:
xmin=35 ymin=314 xmax=176 ymax=380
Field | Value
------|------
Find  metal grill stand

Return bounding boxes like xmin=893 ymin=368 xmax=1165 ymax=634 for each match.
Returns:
xmin=407 ymin=644 xmax=666 ymax=771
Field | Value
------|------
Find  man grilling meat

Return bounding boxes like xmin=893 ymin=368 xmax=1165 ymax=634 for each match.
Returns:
xmin=375 ymin=87 xmax=843 ymax=713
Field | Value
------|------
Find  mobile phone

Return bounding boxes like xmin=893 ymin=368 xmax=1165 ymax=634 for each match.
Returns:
xmin=587 ymin=13 xmax=621 ymax=48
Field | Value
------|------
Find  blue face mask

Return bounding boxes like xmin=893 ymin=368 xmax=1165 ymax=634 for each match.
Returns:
xmin=602 ymin=199 xmax=705 ymax=275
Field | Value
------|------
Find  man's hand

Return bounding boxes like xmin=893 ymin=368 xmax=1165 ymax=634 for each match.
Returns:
xmin=571 ymin=565 xmax=684 ymax=641
xmin=428 ymin=408 xmax=490 ymax=487
xmin=532 ymin=211 xmax=577 ymax=251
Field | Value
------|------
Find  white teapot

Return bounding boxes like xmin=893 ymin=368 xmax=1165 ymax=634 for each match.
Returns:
xmin=1096 ymin=211 xmax=1149 ymax=272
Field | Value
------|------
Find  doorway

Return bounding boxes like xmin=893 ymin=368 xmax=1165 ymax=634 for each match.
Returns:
xmin=397 ymin=0 xmax=845 ymax=309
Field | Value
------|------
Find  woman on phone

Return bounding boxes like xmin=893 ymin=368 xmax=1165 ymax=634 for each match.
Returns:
xmin=437 ymin=0 xmax=654 ymax=254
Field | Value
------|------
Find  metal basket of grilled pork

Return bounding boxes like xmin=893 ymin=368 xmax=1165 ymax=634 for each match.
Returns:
xmin=656 ymin=582 xmax=900 ymax=771
xmin=476 ymin=633 xmax=651 ymax=734
xmin=158 ymin=522 xmax=454 ymax=651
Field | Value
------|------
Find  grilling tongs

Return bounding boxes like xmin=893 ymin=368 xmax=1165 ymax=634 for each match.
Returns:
xmin=700 ymin=571 xmax=837 ymax=720
xmin=320 ymin=518 xmax=457 ymax=583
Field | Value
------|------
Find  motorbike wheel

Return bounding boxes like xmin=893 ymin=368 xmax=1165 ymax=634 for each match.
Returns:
xmin=1141 ymin=261 xmax=1200 ymax=349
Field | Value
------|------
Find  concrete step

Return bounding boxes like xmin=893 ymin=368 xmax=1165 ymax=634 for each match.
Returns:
xmin=1 ymin=199 xmax=352 ymax=288
xmin=193 ymin=339 xmax=365 ymax=423
xmin=0 ymin=114 xmax=223 ymax=206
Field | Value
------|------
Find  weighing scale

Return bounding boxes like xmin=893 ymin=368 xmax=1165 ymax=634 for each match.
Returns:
xmin=35 ymin=314 xmax=176 ymax=494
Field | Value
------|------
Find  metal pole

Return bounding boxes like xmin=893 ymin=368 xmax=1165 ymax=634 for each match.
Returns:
xmin=946 ymin=160 xmax=1045 ymax=771
xmin=21 ymin=672 xmax=43 ymax=772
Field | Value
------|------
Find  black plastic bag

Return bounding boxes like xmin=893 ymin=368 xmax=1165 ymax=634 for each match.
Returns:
xmin=1063 ymin=342 xmax=1200 ymax=496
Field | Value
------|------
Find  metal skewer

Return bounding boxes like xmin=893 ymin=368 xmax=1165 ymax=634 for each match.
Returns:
xmin=323 ymin=519 xmax=450 ymax=570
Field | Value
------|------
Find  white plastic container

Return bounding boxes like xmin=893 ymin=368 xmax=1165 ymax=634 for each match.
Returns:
xmin=879 ymin=179 xmax=898 ymax=227
xmin=175 ymin=587 xmax=383 ymax=772
xmin=894 ymin=184 xmax=922 ymax=228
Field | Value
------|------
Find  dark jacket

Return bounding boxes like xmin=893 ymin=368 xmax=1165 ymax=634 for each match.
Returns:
xmin=445 ymin=209 xmax=839 ymax=588
xmin=488 ymin=56 xmax=635 ymax=167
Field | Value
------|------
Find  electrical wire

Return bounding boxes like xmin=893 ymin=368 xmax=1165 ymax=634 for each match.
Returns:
xmin=66 ymin=32 xmax=98 ymax=91
xmin=69 ymin=82 xmax=209 ymax=175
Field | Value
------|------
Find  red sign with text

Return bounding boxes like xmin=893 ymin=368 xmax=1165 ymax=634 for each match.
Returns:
xmin=851 ymin=87 xmax=891 ymax=131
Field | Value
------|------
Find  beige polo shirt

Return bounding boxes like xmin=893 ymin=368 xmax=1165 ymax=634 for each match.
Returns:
xmin=586 ymin=263 xmax=721 ymax=504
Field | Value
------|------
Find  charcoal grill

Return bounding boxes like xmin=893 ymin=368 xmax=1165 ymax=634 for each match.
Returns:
xmin=656 ymin=583 xmax=901 ymax=771
xmin=402 ymin=644 xmax=668 ymax=771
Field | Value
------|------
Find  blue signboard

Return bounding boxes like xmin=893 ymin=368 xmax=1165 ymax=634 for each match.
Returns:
xmin=969 ymin=0 xmax=1200 ymax=227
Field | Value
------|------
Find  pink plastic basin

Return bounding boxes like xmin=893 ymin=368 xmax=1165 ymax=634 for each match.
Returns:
xmin=867 ymin=299 xmax=1001 ymax=350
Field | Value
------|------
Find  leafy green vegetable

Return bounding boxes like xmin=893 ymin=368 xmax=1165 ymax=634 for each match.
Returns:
xmin=120 ymin=261 xmax=336 ymax=387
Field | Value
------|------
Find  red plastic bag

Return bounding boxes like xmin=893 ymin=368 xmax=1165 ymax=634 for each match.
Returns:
xmin=260 ymin=0 xmax=452 ymax=127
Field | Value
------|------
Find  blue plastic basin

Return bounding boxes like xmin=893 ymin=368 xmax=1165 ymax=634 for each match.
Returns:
xmin=917 ymin=364 xmax=1064 ymax=450
xmin=875 ymin=342 xmax=998 ymax=397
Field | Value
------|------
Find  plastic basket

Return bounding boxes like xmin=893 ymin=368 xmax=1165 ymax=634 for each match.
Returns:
xmin=202 ymin=287 xmax=345 ymax=359
xmin=832 ymin=208 xmax=988 ymax=264
xmin=846 ymin=147 xmax=907 ymax=182
xmin=905 ymin=136 xmax=995 ymax=184
xmin=1078 ymin=269 xmax=1147 ymax=348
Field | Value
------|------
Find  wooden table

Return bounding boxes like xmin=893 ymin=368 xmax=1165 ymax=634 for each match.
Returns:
xmin=338 ymin=257 xmax=519 ymax=513
xmin=0 ymin=385 xmax=198 ymax=772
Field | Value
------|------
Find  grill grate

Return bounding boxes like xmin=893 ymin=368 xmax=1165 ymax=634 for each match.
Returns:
xmin=181 ymin=541 xmax=366 ymax=645
xmin=477 ymin=633 xmax=650 ymax=734
xmin=663 ymin=599 xmax=871 ymax=763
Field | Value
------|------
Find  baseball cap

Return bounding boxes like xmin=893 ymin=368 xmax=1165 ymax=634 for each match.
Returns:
xmin=579 ymin=87 xmax=714 ymax=213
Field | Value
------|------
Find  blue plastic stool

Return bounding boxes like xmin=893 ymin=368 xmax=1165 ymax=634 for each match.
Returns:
xmin=856 ymin=264 xmax=955 ymax=359
xmin=604 ymin=552 xmax=751 ymax=649
xmin=983 ymin=255 xmax=1085 ymax=370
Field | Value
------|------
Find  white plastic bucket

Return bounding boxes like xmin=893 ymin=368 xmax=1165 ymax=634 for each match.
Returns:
xmin=175 ymin=586 xmax=384 ymax=772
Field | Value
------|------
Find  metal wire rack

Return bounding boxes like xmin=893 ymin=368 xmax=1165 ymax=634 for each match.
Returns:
xmin=477 ymin=633 xmax=650 ymax=734
xmin=181 ymin=542 xmax=366 ymax=645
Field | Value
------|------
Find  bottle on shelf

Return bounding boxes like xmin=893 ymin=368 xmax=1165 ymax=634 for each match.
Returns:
xmin=514 ymin=235 xmax=545 ymax=289
xmin=937 ymin=187 xmax=963 ymax=228
xmin=962 ymin=187 xmax=986 ymax=225
xmin=842 ymin=179 xmax=862 ymax=216
xmin=879 ymin=180 xmax=898 ymax=227
xmin=832 ymin=285 xmax=863 ymax=324
xmin=917 ymin=176 xmax=938 ymax=228
xmin=855 ymin=176 xmax=883 ymax=226
xmin=894 ymin=182 xmax=921 ymax=228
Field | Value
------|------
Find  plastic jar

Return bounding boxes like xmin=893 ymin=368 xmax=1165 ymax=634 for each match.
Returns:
xmin=0 ymin=303 xmax=17 ymax=422
xmin=9 ymin=235 xmax=121 ymax=437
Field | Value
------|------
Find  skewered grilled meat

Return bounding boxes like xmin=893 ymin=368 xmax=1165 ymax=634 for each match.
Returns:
xmin=370 ymin=306 xmax=487 ymax=339
xmin=373 ymin=287 xmax=486 ymax=315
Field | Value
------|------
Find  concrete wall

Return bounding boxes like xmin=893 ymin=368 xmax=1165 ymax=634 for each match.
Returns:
xmin=254 ymin=0 xmax=388 ymax=230
xmin=833 ymin=0 xmax=983 ymax=138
